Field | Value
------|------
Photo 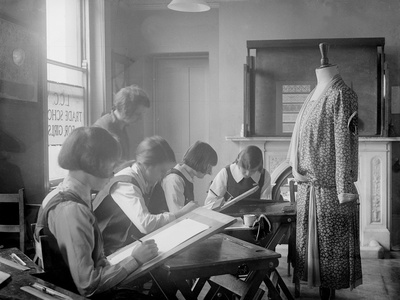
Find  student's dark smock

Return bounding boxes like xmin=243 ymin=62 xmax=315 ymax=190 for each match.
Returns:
xmin=35 ymin=175 xmax=140 ymax=297
xmin=93 ymin=111 xmax=130 ymax=161
xmin=161 ymin=163 xmax=195 ymax=213
xmin=93 ymin=163 xmax=176 ymax=255
xmin=205 ymin=163 xmax=271 ymax=206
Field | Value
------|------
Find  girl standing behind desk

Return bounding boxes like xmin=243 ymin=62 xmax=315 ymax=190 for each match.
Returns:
xmin=205 ymin=145 xmax=271 ymax=206
xmin=152 ymin=141 xmax=218 ymax=213
xmin=93 ymin=136 xmax=197 ymax=256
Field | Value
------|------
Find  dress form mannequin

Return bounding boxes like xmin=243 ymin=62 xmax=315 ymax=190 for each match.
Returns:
xmin=291 ymin=42 xmax=361 ymax=299
xmin=311 ymin=43 xmax=339 ymax=101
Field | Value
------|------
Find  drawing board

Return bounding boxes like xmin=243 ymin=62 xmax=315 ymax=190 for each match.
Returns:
xmin=107 ymin=207 xmax=236 ymax=281
xmin=216 ymin=185 xmax=259 ymax=212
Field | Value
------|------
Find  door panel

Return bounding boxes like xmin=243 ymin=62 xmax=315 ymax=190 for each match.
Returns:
xmin=154 ymin=56 xmax=210 ymax=204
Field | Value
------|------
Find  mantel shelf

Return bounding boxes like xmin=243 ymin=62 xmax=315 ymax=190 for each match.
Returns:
xmin=226 ymin=136 xmax=400 ymax=143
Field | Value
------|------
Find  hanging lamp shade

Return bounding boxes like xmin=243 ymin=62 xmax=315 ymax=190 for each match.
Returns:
xmin=168 ymin=0 xmax=210 ymax=12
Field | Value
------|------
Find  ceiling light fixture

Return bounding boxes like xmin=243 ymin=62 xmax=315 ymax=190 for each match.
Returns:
xmin=167 ymin=0 xmax=210 ymax=12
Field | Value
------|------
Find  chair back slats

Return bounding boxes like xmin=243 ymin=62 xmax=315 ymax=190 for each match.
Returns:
xmin=289 ymin=180 xmax=297 ymax=203
xmin=0 ymin=188 xmax=25 ymax=252
xmin=0 ymin=195 xmax=19 ymax=202
xmin=0 ymin=225 xmax=20 ymax=232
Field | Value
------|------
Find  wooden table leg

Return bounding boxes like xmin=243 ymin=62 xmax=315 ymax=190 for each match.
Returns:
xmin=263 ymin=275 xmax=283 ymax=300
xmin=172 ymin=277 xmax=198 ymax=300
xmin=293 ymin=271 xmax=300 ymax=298
xmin=240 ymin=270 xmax=267 ymax=300
xmin=266 ymin=223 xmax=291 ymax=250
xmin=205 ymin=270 xmax=266 ymax=300
xmin=149 ymin=271 xmax=178 ymax=300
xmin=191 ymin=278 xmax=208 ymax=297
xmin=271 ymin=269 xmax=294 ymax=300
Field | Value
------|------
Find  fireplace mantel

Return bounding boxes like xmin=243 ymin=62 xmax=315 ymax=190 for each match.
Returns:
xmin=226 ymin=136 xmax=400 ymax=143
xmin=227 ymin=135 xmax=400 ymax=252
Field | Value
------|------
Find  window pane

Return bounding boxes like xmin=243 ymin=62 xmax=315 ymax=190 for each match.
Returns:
xmin=46 ymin=0 xmax=86 ymax=185
xmin=47 ymin=63 xmax=84 ymax=86
xmin=46 ymin=0 xmax=81 ymax=66
xmin=47 ymin=82 xmax=85 ymax=182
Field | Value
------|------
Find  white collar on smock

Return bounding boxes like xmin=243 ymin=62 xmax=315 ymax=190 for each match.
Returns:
xmin=230 ymin=163 xmax=261 ymax=184
xmin=174 ymin=163 xmax=195 ymax=183
xmin=42 ymin=174 xmax=92 ymax=209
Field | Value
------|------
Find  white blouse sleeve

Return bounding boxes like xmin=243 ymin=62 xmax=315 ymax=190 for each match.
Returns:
xmin=111 ymin=182 xmax=175 ymax=234
xmin=204 ymin=168 xmax=228 ymax=205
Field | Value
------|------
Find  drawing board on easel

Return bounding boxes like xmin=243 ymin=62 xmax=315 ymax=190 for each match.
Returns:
xmin=107 ymin=207 xmax=236 ymax=281
xmin=203 ymin=185 xmax=260 ymax=212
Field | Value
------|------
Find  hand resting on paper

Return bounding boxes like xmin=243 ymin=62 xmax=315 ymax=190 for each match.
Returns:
xmin=174 ymin=201 xmax=199 ymax=218
xmin=131 ymin=239 xmax=158 ymax=266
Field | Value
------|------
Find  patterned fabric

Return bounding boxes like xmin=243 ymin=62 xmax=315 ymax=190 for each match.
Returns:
xmin=295 ymin=77 xmax=362 ymax=290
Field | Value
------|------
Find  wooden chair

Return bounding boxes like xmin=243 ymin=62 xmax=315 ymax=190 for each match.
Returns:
xmin=0 ymin=188 xmax=25 ymax=252
xmin=289 ymin=178 xmax=297 ymax=203
xmin=31 ymin=223 xmax=43 ymax=268
xmin=32 ymin=229 xmax=79 ymax=294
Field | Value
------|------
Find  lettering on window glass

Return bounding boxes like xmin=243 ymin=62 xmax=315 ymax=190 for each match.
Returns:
xmin=47 ymin=81 xmax=84 ymax=145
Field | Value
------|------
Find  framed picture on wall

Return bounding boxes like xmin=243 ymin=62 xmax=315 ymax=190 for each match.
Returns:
xmin=0 ymin=16 xmax=38 ymax=103
xmin=276 ymin=81 xmax=315 ymax=134
xmin=111 ymin=52 xmax=134 ymax=103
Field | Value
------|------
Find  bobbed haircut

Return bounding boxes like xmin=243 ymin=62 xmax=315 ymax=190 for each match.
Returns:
xmin=113 ymin=85 xmax=150 ymax=119
xmin=136 ymin=136 xmax=176 ymax=167
xmin=58 ymin=127 xmax=121 ymax=178
xmin=183 ymin=141 xmax=218 ymax=173
xmin=235 ymin=145 xmax=263 ymax=171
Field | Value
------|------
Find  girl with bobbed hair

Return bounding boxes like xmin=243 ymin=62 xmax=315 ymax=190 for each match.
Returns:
xmin=153 ymin=141 xmax=218 ymax=213
xmin=205 ymin=145 xmax=271 ymax=206
xmin=93 ymin=136 xmax=198 ymax=256
xmin=35 ymin=127 xmax=158 ymax=299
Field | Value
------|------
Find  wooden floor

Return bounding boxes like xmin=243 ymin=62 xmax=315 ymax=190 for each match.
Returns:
xmin=270 ymin=251 xmax=400 ymax=300
xmin=177 ymin=249 xmax=400 ymax=300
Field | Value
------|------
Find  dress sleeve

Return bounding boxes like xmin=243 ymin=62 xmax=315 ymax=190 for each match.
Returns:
xmin=204 ymin=168 xmax=228 ymax=205
xmin=162 ymin=173 xmax=186 ymax=213
xmin=48 ymin=202 xmax=139 ymax=297
xmin=111 ymin=182 xmax=176 ymax=234
xmin=334 ymin=88 xmax=359 ymax=203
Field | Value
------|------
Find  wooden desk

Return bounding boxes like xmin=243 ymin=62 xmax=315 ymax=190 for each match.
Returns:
xmin=0 ymin=248 xmax=86 ymax=300
xmin=222 ymin=201 xmax=296 ymax=250
xmin=151 ymin=233 xmax=281 ymax=300
xmin=222 ymin=201 xmax=297 ymax=299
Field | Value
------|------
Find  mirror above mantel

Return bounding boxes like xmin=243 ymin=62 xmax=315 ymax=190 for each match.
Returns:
xmin=243 ymin=38 xmax=388 ymax=138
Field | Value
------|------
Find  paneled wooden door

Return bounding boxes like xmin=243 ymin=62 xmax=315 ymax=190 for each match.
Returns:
xmin=154 ymin=55 xmax=210 ymax=204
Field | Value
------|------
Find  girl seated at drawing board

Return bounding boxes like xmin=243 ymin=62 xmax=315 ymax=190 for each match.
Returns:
xmin=204 ymin=145 xmax=272 ymax=206
xmin=93 ymin=135 xmax=198 ymax=256
xmin=149 ymin=141 xmax=218 ymax=214
xmin=35 ymin=127 xmax=158 ymax=299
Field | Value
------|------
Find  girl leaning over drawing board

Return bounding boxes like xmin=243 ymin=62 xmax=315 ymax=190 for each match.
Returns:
xmin=148 ymin=140 xmax=218 ymax=214
xmin=93 ymin=135 xmax=198 ymax=256
xmin=205 ymin=145 xmax=272 ymax=207
xmin=35 ymin=127 xmax=158 ymax=299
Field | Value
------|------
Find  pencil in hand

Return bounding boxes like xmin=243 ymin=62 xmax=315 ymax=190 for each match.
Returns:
xmin=131 ymin=235 xmax=143 ymax=243
xmin=225 ymin=190 xmax=234 ymax=201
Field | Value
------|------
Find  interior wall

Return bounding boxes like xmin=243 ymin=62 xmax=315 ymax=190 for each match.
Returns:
xmin=109 ymin=5 xmax=220 ymax=169
xmin=109 ymin=0 xmax=400 ymax=201
xmin=0 ymin=0 xmax=46 ymax=204
xmin=218 ymin=0 xmax=400 ymax=157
